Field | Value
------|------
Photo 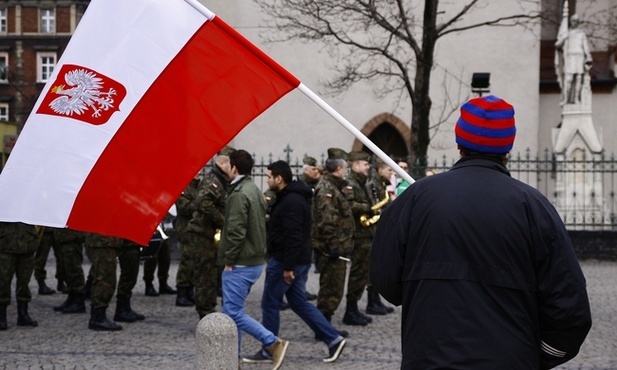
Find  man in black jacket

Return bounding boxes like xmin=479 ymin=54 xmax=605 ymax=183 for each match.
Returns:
xmin=243 ymin=160 xmax=347 ymax=365
xmin=370 ymin=95 xmax=592 ymax=369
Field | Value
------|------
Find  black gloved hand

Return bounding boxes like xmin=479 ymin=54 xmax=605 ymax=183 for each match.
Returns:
xmin=328 ymin=249 xmax=340 ymax=262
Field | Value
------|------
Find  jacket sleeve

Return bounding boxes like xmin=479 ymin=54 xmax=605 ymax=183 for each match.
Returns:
xmin=193 ymin=180 xmax=225 ymax=229
xmin=533 ymin=199 xmax=592 ymax=369
xmin=369 ymin=192 xmax=407 ymax=306
xmin=313 ymin=188 xmax=339 ymax=248
xmin=222 ymin=192 xmax=249 ymax=265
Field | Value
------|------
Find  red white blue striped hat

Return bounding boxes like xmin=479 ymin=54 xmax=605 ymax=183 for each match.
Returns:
xmin=455 ymin=95 xmax=516 ymax=154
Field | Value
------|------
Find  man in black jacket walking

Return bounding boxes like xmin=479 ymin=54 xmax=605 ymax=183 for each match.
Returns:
xmin=243 ymin=160 xmax=346 ymax=365
xmin=371 ymin=95 xmax=591 ymax=369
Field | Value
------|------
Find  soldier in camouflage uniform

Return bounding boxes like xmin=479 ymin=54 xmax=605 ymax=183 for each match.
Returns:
xmin=365 ymin=159 xmax=395 ymax=315
xmin=52 ymin=228 xmax=88 ymax=314
xmin=299 ymin=155 xmax=322 ymax=279
xmin=174 ymin=173 xmax=201 ymax=307
xmin=85 ymin=234 xmax=145 ymax=331
xmin=342 ymin=151 xmax=375 ymax=326
xmin=0 ymin=222 xmax=39 ymax=330
xmin=33 ymin=227 xmax=65 ymax=294
xmin=184 ymin=146 xmax=234 ymax=318
xmin=313 ymin=148 xmax=355 ymax=323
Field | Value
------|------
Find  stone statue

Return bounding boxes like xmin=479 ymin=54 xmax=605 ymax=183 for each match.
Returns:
xmin=555 ymin=7 xmax=592 ymax=106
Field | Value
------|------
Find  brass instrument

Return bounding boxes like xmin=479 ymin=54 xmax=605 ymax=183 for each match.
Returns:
xmin=359 ymin=189 xmax=389 ymax=227
xmin=214 ymin=228 xmax=221 ymax=248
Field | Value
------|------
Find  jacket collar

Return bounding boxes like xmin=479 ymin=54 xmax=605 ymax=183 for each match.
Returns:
xmin=451 ymin=155 xmax=511 ymax=177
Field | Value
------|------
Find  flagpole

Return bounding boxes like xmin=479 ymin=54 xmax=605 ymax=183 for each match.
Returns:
xmin=297 ymin=83 xmax=415 ymax=185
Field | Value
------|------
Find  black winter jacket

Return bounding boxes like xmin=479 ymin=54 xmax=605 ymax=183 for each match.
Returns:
xmin=267 ymin=180 xmax=313 ymax=270
xmin=370 ymin=156 xmax=592 ymax=370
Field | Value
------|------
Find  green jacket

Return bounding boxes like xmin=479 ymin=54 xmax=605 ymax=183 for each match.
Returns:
xmin=218 ymin=175 xmax=267 ymax=266
xmin=174 ymin=178 xmax=200 ymax=236
xmin=344 ymin=170 xmax=375 ymax=239
xmin=185 ymin=166 xmax=228 ymax=239
xmin=0 ymin=222 xmax=39 ymax=254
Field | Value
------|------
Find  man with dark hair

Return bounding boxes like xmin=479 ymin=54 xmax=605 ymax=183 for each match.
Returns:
xmin=371 ymin=95 xmax=592 ymax=369
xmin=313 ymin=148 xmax=355 ymax=325
xmin=244 ymin=160 xmax=346 ymax=364
xmin=218 ymin=149 xmax=289 ymax=370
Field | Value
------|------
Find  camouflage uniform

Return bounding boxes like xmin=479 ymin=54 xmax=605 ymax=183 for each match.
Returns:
xmin=0 ymin=222 xmax=39 ymax=305
xmin=34 ymin=227 xmax=64 ymax=291
xmin=174 ymin=178 xmax=201 ymax=290
xmin=53 ymin=228 xmax=86 ymax=295
xmin=184 ymin=166 xmax=228 ymax=317
xmin=85 ymin=234 xmax=140 ymax=310
xmin=313 ymin=172 xmax=354 ymax=320
xmin=343 ymin=170 xmax=375 ymax=303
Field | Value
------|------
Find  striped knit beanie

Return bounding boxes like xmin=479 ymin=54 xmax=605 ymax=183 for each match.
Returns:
xmin=455 ymin=95 xmax=516 ymax=154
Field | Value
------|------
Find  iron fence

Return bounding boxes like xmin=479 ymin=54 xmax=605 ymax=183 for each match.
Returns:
xmin=240 ymin=148 xmax=617 ymax=231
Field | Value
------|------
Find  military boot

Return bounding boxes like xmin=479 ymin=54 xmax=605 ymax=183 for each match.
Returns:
xmin=16 ymin=302 xmax=38 ymax=327
xmin=342 ymin=301 xmax=369 ymax=326
xmin=0 ymin=304 xmax=7 ymax=330
xmin=366 ymin=290 xmax=394 ymax=315
xmin=187 ymin=285 xmax=196 ymax=304
xmin=113 ymin=297 xmax=145 ymax=322
xmin=175 ymin=287 xmax=194 ymax=307
xmin=37 ymin=279 xmax=55 ymax=295
xmin=159 ymin=280 xmax=177 ymax=295
xmin=62 ymin=293 xmax=86 ymax=314
xmin=145 ymin=281 xmax=159 ymax=297
xmin=57 ymin=280 xmax=68 ymax=294
xmin=89 ymin=306 xmax=122 ymax=331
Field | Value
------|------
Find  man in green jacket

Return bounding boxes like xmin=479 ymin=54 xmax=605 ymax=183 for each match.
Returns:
xmin=218 ymin=149 xmax=289 ymax=370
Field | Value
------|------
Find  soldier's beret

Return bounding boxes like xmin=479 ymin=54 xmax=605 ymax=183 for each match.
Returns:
xmin=303 ymin=156 xmax=317 ymax=166
xmin=218 ymin=146 xmax=236 ymax=157
xmin=327 ymin=148 xmax=348 ymax=161
xmin=348 ymin=151 xmax=370 ymax=162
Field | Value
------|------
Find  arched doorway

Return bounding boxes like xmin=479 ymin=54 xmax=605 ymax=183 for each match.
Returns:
xmin=351 ymin=113 xmax=411 ymax=160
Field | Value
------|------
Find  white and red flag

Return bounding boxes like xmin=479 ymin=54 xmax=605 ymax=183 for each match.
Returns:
xmin=0 ymin=0 xmax=299 ymax=245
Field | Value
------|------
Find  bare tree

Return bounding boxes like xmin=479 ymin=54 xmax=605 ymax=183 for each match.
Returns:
xmin=254 ymin=0 xmax=544 ymax=176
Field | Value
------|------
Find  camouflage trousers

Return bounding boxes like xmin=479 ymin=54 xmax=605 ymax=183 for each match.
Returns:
xmin=183 ymin=233 xmax=219 ymax=316
xmin=86 ymin=246 xmax=140 ymax=310
xmin=60 ymin=240 xmax=85 ymax=295
xmin=0 ymin=251 xmax=35 ymax=305
xmin=143 ymin=239 xmax=171 ymax=283
xmin=316 ymin=255 xmax=348 ymax=319
xmin=346 ymin=237 xmax=371 ymax=302
xmin=176 ymin=241 xmax=195 ymax=288
xmin=34 ymin=230 xmax=64 ymax=282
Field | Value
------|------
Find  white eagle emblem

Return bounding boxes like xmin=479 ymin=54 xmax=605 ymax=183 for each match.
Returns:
xmin=49 ymin=68 xmax=117 ymax=119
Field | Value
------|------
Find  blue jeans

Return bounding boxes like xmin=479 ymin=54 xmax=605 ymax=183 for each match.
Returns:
xmin=221 ymin=264 xmax=276 ymax=354
xmin=262 ymin=258 xmax=342 ymax=348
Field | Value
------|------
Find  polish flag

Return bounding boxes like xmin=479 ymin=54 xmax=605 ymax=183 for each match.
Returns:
xmin=0 ymin=0 xmax=300 ymax=245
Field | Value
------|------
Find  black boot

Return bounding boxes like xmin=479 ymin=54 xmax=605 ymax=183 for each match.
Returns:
xmin=17 ymin=302 xmax=38 ymax=327
xmin=159 ymin=281 xmax=177 ymax=295
xmin=57 ymin=280 xmax=68 ymax=294
xmin=0 ymin=304 xmax=7 ymax=330
xmin=187 ymin=285 xmax=196 ymax=304
xmin=145 ymin=281 xmax=159 ymax=297
xmin=37 ymin=279 xmax=55 ymax=295
xmin=113 ymin=297 xmax=145 ymax=322
xmin=366 ymin=290 xmax=394 ymax=315
xmin=342 ymin=301 xmax=369 ymax=326
xmin=61 ymin=293 xmax=86 ymax=314
xmin=175 ymin=287 xmax=194 ymax=307
xmin=53 ymin=296 xmax=70 ymax=312
xmin=89 ymin=306 xmax=122 ymax=331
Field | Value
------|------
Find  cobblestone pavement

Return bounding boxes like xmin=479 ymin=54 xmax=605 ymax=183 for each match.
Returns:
xmin=0 ymin=259 xmax=614 ymax=369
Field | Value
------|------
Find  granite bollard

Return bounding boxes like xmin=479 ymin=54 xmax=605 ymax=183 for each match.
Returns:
xmin=196 ymin=313 xmax=238 ymax=369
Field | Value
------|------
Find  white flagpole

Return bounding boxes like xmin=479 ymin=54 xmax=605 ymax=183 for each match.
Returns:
xmin=297 ymin=83 xmax=415 ymax=185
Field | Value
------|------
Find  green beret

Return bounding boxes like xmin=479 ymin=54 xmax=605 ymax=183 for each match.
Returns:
xmin=348 ymin=151 xmax=370 ymax=162
xmin=218 ymin=146 xmax=236 ymax=157
xmin=303 ymin=156 xmax=317 ymax=166
xmin=327 ymin=148 xmax=348 ymax=161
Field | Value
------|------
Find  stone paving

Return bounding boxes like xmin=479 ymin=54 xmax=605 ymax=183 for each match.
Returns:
xmin=0 ymin=259 xmax=615 ymax=369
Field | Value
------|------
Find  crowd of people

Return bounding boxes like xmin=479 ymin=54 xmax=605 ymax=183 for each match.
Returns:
xmin=0 ymin=95 xmax=593 ymax=369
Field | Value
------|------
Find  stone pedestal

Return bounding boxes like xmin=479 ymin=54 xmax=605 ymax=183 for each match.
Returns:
xmin=196 ymin=313 xmax=238 ymax=370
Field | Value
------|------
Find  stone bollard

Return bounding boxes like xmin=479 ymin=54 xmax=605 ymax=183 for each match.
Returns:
xmin=196 ymin=312 xmax=238 ymax=369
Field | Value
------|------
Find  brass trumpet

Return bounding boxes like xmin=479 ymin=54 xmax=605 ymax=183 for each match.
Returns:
xmin=359 ymin=189 xmax=389 ymax=227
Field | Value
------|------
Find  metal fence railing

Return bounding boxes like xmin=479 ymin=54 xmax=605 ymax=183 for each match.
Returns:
xmin=237 ymin=148 xmax=617 ymax=231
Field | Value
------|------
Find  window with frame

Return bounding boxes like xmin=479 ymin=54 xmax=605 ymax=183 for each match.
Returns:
xmin=40 ymin=9 xmax=55 ymax=33
xmin=0 ymin=8 xmax=6 ymax=33
xmin=37 ymin=52 xmax=56 ymax=83
xmin=0 ymin=103 xmax=8 ymax=122
xmin=0 ymin=53 xmax=7 ymax=82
